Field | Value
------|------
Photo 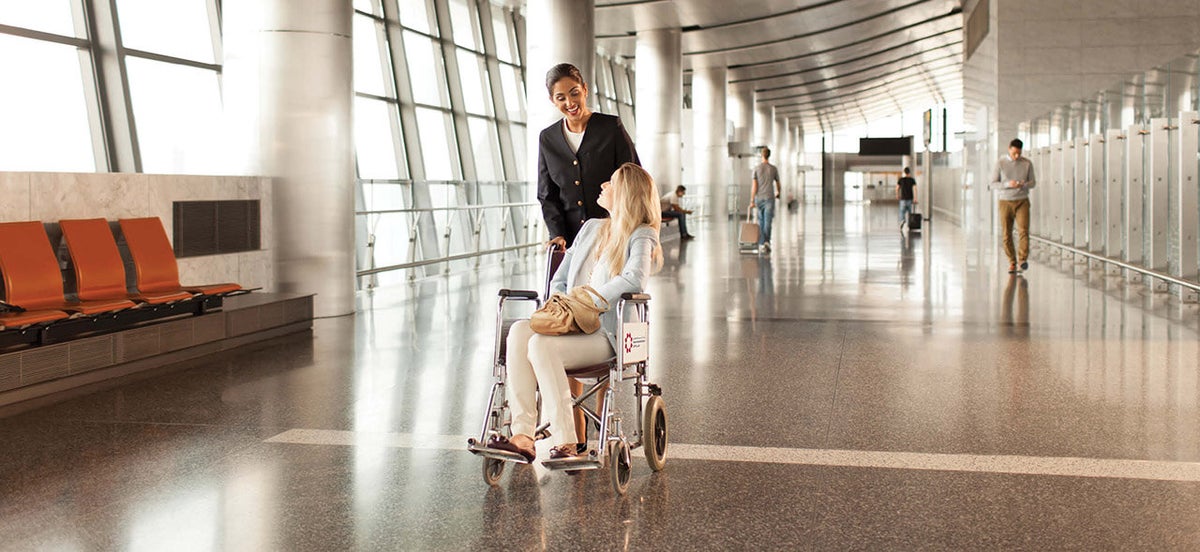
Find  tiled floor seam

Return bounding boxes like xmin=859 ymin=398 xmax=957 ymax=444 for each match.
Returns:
xmin=264 ymin=429 xmax=1200 ymax=483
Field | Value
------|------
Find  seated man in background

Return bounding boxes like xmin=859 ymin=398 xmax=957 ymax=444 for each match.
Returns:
xmin=660 ymin=185 xmax=696 ymax=240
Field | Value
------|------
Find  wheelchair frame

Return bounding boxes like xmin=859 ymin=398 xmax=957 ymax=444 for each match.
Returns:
xmin=466 ymin=246 xmax=667 ymax=495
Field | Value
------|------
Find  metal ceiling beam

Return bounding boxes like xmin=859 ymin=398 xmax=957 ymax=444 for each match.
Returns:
xmin=756 ymin=51 xmax=961 ymax=103
xmin=748 ymin=41 xmax=962 ymax=92
xmin=728 ymin=28 xmax=959 ymax=84
xmin=727 ymin=10 xmax=959 ymax=71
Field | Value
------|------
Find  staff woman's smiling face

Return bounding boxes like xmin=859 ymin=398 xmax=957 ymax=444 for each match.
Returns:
xmin=550 ymin=77 xmax=590 ymax=125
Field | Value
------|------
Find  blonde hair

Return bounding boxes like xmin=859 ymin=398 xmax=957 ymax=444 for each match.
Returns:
xmin=595 ymin=163 xmax=664 ymax=277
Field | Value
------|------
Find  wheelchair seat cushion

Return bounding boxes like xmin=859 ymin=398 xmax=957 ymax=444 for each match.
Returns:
xmin=564 ymin=361 xmax=614 ymax=378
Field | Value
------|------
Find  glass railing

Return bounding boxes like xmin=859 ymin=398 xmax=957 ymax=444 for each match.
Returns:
xmin=355 ymin=179 xmax=541 ymax=288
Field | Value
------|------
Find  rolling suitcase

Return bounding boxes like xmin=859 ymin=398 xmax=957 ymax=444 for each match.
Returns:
xmin=907 ymin=210 xmax=922 ymax=231
xmin=739 ymin=207 xmax=760 ymax=252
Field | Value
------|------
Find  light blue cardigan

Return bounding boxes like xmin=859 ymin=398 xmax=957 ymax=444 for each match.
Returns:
xmin=548 ymin=218 xmax=658 ymax=353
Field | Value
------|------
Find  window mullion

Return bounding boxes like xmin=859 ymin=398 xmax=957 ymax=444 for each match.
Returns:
xmin=84 ymin=0 xmax=139 ymax=172
xmin=381 ymin=0 xmax=424 ymax=180
xmin=434 ymin=0 xmax=473 ymax=182
xmin=477 ymin=2 xmax=515 ymax=182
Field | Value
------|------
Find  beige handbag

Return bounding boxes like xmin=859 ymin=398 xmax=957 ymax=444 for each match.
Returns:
xmin=529 ymin=285 xmax=609 ymax=336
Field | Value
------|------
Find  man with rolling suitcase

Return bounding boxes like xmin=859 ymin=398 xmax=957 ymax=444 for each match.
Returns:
xmin=897 ymin=167 xmax=917 ymax=229
xmin=748 ymin=147 xmax=780 ymax=253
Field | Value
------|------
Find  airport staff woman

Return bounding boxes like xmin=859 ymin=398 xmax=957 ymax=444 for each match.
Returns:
xmin=489 ymin=163 xmax=663 ymax=461
xmin=537 ymin=63 xmax=639 ymax=249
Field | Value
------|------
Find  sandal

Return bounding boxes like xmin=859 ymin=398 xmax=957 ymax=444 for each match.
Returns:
xmin=549 ymin=444 xmax=584 ymax=459
xmin=486 ymin=435 xmax=536 ymax=462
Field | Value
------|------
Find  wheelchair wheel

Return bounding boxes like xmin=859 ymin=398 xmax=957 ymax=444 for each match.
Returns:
xmin=642 ymin=395 xmax=668 ymax=471
xmin=482 ymin=457 xmax=505 ymax=487
xmin=608 ymin=439 xmax=632 ymax=495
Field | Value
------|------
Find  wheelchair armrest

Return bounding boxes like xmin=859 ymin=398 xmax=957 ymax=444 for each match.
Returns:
xmin=620 ymin=292 xmax=651 ymax=302
xmin=499 ymin=289 xmax=539 ymax=300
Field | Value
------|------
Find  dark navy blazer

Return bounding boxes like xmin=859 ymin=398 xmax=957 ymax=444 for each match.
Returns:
xmin=536 ymin=113 xmax=639 ymax=246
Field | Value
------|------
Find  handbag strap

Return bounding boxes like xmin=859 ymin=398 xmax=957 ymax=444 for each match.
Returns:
xmin=567 ymin=285 xmax=609 ymax=312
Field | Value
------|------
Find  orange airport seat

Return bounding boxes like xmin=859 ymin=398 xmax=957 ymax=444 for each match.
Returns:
xmin=59 ymin=218 xmax=194 ymax=305
xmin=117 ymin=217 xmax=243 ymax=297
xmin=0 ymin=221 xmax=136 ymax=316
xmin=0 ymin=305 xmax=69 ymax=331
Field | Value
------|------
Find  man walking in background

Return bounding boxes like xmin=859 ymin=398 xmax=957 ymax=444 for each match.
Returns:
xmin=896 ymin=167 xmax=917 ymax=228
xmin=749 ymin=147 xmax=780 ymax=252
xmin=991 ymin=138 xmax=1037 ymax=274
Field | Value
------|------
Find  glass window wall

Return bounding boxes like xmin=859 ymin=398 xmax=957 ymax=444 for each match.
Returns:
xmin=125 ymin=57 xmax=222 ymax=174
xmin=115 ymin=0 xmax=215 ymax=63
xmin=0 ymin=33 xmax=94 ymax=171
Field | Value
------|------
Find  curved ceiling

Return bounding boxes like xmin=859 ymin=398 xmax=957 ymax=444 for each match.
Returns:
xmin=592 ymin=0 xmax=964 ymax=135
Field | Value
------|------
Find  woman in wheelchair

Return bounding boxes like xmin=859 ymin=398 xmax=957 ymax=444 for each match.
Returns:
xmin=487 ymin=162 xmax=663 ymax=461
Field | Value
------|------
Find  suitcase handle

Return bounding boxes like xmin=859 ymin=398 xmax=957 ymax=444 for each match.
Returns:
xmin=746 ymin=205 xmax=756 ymax=222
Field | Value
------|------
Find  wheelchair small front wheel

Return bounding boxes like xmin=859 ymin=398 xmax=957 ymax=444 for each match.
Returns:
xmin=482 ymin=457 xmax=505 ymax=486
xmin=608 ymin=439 xmax=632 ymax=495
xmin=642 ymin=395 xmax=668 ymax=471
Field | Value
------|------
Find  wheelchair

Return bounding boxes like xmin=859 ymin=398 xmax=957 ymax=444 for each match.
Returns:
xmin=466 ymin=245 xmax=668 ymax=495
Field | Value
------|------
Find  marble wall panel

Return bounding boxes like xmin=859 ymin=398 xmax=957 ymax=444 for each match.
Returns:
xmin=8 ymin=171 xmax=275 ymax=293
xmin=29 ymin=172 xmax=149 ymax=221
xmin=178 ymin=254 xmax=239 ymax=288
xmin=237 ymin=250 xmax=274 ymax=290
xmin=259 ymin=177 xmax=274 ymax=250
xmin=146 ymin=173 xmax=222 ymax=239
xmin=0 ymin=172 xmax=30 ymax=222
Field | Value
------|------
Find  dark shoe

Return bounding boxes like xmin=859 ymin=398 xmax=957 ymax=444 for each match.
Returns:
xmin=681 ymin=234 xmax=696 ymax=240
xmin=486 ymin=435 xmax=535 ymax=462
xmin=1020 ymin=261 xmax=1028 ymax=272
xmin=549 ymin=444 xmax=583 ymax=459
xmin=1008 ymin=263 xmax=1017 ymax=274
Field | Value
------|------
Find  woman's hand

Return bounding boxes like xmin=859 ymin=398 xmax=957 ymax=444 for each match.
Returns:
xmin=548 ymin=236 xmax=567 ymax=250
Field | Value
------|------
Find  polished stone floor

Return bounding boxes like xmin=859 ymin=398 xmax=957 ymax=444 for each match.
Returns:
xmin=3 ymin=204 xmax=1200 ymax=550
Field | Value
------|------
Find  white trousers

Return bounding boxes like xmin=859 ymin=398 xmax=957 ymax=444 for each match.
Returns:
xmin=506 ymin=320 xmax=614 ymax=446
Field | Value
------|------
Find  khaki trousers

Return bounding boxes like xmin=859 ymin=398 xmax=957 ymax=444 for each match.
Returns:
xmin=998 ymin=198 xmax=1030 ymax=264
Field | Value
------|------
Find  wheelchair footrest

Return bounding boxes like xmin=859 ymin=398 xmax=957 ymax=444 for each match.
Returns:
xmin=540 ymin=456 xmax=603 ymax=471
xmin=466 ymin=440 xmax=532 ymax=464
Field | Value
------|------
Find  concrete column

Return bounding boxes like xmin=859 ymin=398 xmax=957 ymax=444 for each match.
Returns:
xmin=692 ymin=65 xmax=728 ymax=218
xmin=728 ymin=82 xmax=754 ymax=145
xmin=223 ymin=0 xmax=355 ymax=317
xmin=754 ymin=100 xmax=774 ymax=149
xmin=728 ymin=82 xmax=755 ymax=209
xmin=635 ymin=28 xmax=683 ymax=193
xmin=786 ymin=121 xmax=800 ymax=198
xmin=774 ymin=115 xmax=787 ymax=185
xmin=524 ymin=0 xmax=595 ymax=192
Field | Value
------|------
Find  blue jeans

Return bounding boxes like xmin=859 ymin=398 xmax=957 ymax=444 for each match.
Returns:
xmin=899 ymin=200 xmax=913 ymax=224
xmin=661 ymin=210 xmax=688 ymax=236
xmin=755 ymin=199 xmax=775 ymax=244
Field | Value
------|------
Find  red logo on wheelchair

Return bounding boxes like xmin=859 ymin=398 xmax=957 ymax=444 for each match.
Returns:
xmin=621 ymin=322 xmax=649 ymax=363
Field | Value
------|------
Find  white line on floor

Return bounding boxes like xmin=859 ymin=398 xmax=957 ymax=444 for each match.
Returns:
xmin=264 ymin=429 xmax=1200 ymax=483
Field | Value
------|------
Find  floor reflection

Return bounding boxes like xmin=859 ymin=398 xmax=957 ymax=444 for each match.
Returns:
xmin=5 ymin=204 xmax=1200 ymax=549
